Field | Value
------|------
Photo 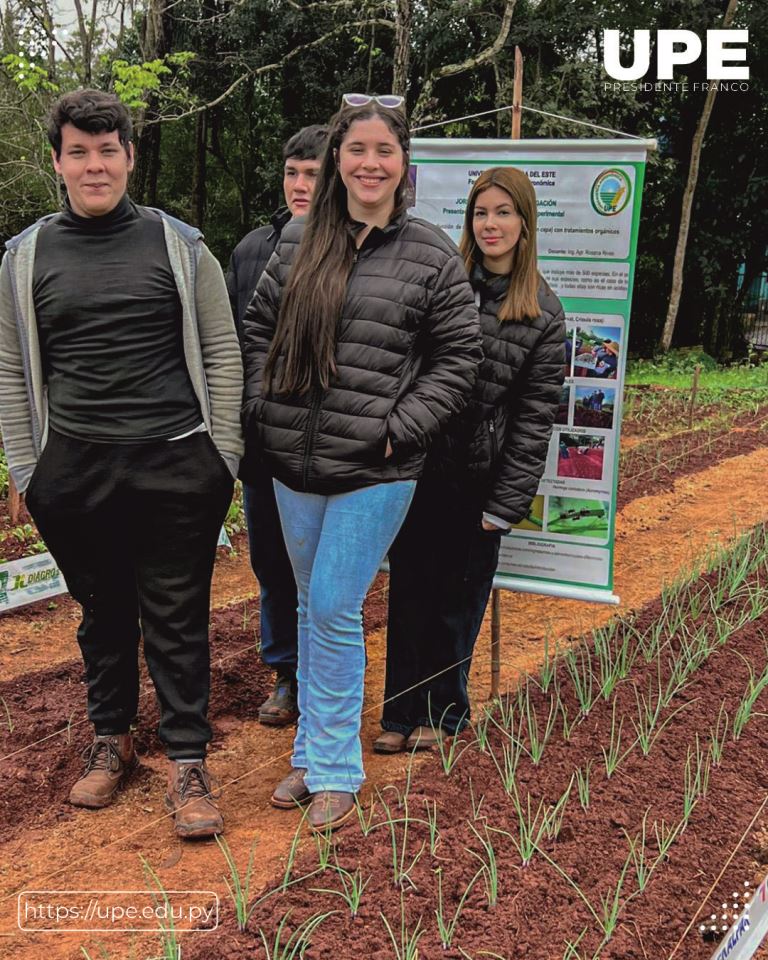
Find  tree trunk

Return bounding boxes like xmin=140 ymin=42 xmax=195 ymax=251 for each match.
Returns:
xmin=130 ymin=0 xmax=170 ymax=205
xmin=659 ymin=0 xmax=739 ymax=352
xmin=393 ymin=0 xmax=412 ymax=98
xmin=191 ymin=110 xmax=208 ymax=228
xmin=367 ymin=23 xmax=376 ymax=92
xmin=71 ymin=0 xmax=91 ymax=84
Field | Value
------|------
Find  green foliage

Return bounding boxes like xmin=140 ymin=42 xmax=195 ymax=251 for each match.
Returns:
xmin=0 ymin=447 xmax=8 ymax=500
xmin=629 ymin=348 xmax=719 ymax=375
xmin=225 ymin=483 xmax=246 ymax=537
xmin=0 ymin=522 xmax=47 ymax=556
xmin=627 ymin=358 xmax=768 ymax=389
xmin=2 ymin=54 xmax=59 ymax=93
xmin=111 ymin=53 xmax=195 ymax=109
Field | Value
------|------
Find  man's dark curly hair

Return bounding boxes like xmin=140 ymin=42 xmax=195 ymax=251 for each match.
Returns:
xmin=47 ymin=89 xmax=133 ymax=158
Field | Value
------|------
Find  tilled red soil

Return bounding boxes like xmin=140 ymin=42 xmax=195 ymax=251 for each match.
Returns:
xmin=0 ymin=583 xmax=388 ymax=844
xmin=617 ymin=413 xmax=768 ymax=508
xmin=184 ymin=557 xmax=768 ymax=960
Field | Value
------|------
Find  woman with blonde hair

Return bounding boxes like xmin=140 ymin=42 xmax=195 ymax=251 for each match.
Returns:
xmin=377 ymin=165 xmax=566 ymax=753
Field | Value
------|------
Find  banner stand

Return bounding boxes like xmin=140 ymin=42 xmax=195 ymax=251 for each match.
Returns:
xmin=409 ymin=80 xmax=649 ymax=698
xmin=491 ymin=589 xmax=501 ymax=699
xmin=489 ymin=45 xmax=523 ymax=701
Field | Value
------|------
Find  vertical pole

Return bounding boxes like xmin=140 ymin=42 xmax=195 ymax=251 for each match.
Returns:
xmin=490 ymin=587 xmax=501 ymax=699
xmin=489 ymin=46 xmax=524 ymax=700
xmin=688 ymin=363 xmax=702 ymax=429
xmin=511 ymin=46 xmax=523 ymax=139
xmin=8 ymin=476 xmax=20 ymax=525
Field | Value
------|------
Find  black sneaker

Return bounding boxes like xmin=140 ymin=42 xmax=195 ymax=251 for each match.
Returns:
xmin=258 ymin=675 xmax=298 ymax=727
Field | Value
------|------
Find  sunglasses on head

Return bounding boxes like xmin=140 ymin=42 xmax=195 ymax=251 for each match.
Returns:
xmin=341 ymin=93 xmax=405 ymax=109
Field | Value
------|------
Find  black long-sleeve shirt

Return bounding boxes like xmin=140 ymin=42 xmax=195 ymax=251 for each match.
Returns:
xmin=33 ymin=194 xmax=201 ymax=442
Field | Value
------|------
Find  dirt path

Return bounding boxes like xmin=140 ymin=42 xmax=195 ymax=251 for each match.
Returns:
xmin=2 ymin=445 xmax=768 ymax=958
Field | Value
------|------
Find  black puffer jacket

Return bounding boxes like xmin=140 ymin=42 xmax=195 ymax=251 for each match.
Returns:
xmin=240 ymin=212 xmax=482 ymax=493
xmin=430 ymin=265 xmax=566 ymax=524
xmin=226 ymin=207 xmax=292 ymax=338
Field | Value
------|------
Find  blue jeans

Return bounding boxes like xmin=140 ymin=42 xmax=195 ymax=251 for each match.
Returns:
xmin=243 ymin=473 xmax=298 ymax=680
xmin=274 ymin=478 xmax=416 ymax=792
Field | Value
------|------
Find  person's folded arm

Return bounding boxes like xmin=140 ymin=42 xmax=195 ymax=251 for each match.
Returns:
xmin=387 ymin=254 xmax=483 ymax=455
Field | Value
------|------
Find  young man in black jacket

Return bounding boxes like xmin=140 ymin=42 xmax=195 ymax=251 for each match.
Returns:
xmin=226 ymin=125 xmax=327 ymax=726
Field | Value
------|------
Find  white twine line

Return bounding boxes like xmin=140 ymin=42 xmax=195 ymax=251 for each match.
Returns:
xmin=413 ymin=101 xmax=647 ymax=140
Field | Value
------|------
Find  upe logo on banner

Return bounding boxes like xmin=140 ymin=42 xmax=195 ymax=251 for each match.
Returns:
xmin=603 ymin=30 xmax=749 ymax=81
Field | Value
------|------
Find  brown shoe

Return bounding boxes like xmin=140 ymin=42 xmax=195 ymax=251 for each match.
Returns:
xmin=307 ymin=791 xmax=356 ymax=833
xmin=69 ymin=733 xmax=136 ymax=808
xmin=258 ymin=676 xmax=298 ymax=727
xmin=165 ymin=760 xmax=223 ymax=839
xmin=405 ymin=726 xmax=446 ymax=752
xmin=373 ymin=731 xmax=409 ymax=754
xmin=271 ymin=768 xmax=311 ymax=809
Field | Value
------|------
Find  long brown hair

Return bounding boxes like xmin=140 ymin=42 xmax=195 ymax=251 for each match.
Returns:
xmin=264 ymin=103 xmax=410 ymax=395
xmin=459 ymin=167 xmax=540 ymax=322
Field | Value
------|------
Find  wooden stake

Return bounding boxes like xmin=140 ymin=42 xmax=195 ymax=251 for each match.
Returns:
xmin=511 ymin=46 xmax=523 ymax=139
xmin=490 ymin=46 xmax=524 ymax=700
xmin=8 ymin=475 xmax=20 ymax=525
xmin=490 ymin=587 xmax=501 ymax=699
xmin=688 ymin=364 xmax=702 ymax=429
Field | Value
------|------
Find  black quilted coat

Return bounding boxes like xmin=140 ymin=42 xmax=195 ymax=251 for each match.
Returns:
xmin=240 ymin=212 xmax=483 ymax=493
xmin=430 ymin=264 xmax=566 ymax=524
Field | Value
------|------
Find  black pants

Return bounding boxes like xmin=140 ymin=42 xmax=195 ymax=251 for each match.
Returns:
xmin=383 ymin=473 xmax=502 ymax=736
xmin=25 ymin=430 xmax=233 ymax=759
xmin=243 ymin=471 xmax=298 ymax=681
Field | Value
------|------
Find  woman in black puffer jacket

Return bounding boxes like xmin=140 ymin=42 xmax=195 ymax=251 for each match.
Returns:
xmin=241 ymin=98 xmax=481 ymax=831
xmin=377 ymin=166 xmax=566 ymax=753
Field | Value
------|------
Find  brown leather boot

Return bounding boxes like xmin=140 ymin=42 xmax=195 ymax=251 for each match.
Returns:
xmin=405 ymin=725 xmax=447 ymax=752
xmin=373 ymin=731 xmax=409 ymax=754
xmin=270 ymin=768 xmax=310 ymax=809
xmin=307 ymin=791 xmax=357 ymax=833
xmin=258 ymin=675 xmax=299 ymax=727
xmin=69 ymin=733 xmax=136 ymax=808
xmin=165 ymin=760 xmax=223 ymax=839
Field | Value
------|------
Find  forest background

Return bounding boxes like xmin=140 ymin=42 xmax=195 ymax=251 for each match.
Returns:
xmin=0 ymin=0 xmax=765 ymax=358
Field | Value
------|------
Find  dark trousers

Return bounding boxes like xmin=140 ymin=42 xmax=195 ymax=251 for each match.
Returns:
xmin=25 ymin=429 xmax=233 ymax=759
xmin=243 ymin=472 xmax=298 ymax=681
xmin=383 ymin=474 xmax=502 ymax=735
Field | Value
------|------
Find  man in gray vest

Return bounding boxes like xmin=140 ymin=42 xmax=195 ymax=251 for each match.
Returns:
xmin=0 ymin=89 xmax=243 ymax=838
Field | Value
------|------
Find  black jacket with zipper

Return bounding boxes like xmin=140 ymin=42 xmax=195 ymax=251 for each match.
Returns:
xmin=240 ymin=212 xmax=482 ymax=493
xmin=226 ymin=207 xmax=292 ymax=339
xmin=428 ymin=264 xmax=566 ymax=525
